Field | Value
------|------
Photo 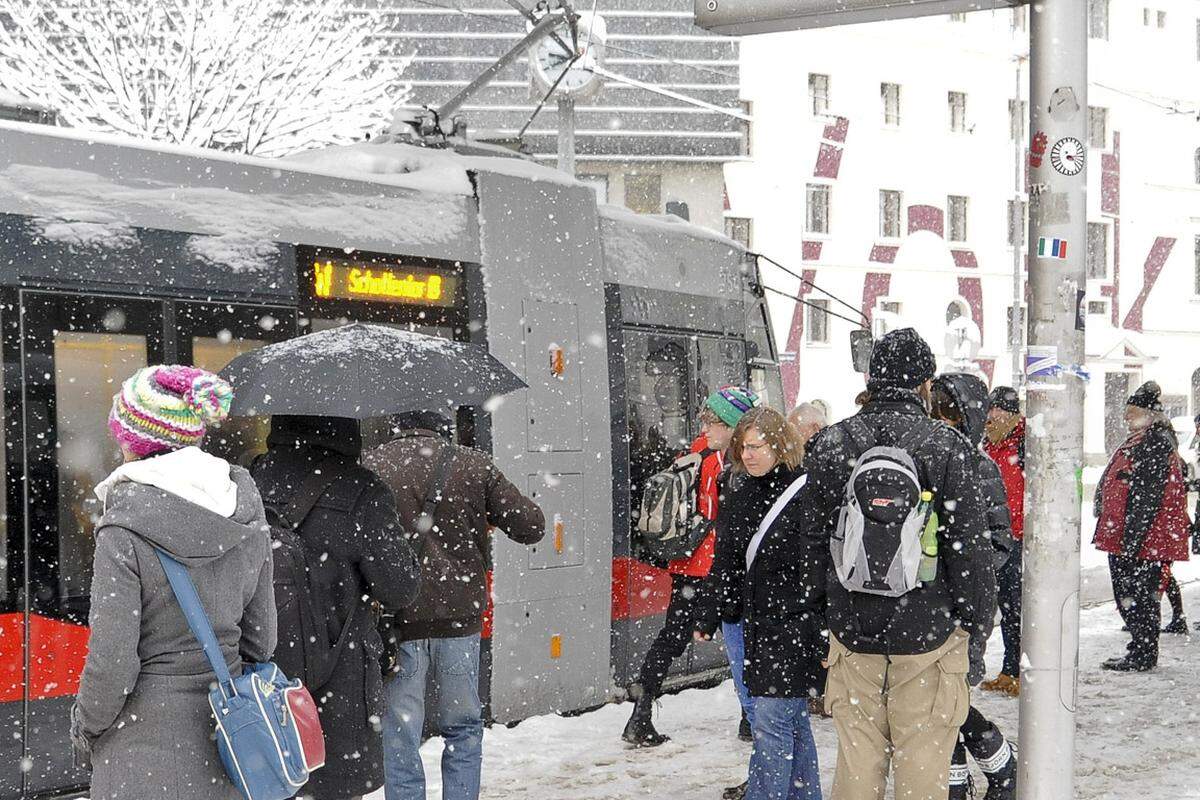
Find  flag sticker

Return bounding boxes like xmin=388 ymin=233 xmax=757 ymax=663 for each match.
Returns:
xmin=1037 ymin=237 xmax=1068 ymax=259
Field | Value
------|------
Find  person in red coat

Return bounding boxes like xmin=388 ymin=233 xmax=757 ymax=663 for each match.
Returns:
xmin=1093 ymin=381 xmax=1192 ymax=672
xmin=623 ymin=386 xmax=760 ymax=747
xmin=981 ymin=386 xmax=1025 ymax=695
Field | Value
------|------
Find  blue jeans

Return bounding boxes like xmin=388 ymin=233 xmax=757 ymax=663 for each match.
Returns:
xmin=383 ymin=634 xmax=484 ymax=800
xmin=748 ymin=697 xmax=822 ymax=800
xmin=722 ymin=621 xmax=755 ymax=726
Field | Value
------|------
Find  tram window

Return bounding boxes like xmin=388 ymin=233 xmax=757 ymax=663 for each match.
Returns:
xmin=624 ymin=331 xmax=690 ymax=528
xmin=54 ymin=332 xmax=146 ymax=603
xmin=695 ymin=338 xmax=748 ymax=419
xmin=192 ymin=336 xmax=273 ymax=467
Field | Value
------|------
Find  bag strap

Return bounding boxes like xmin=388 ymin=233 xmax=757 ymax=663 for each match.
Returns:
xmin=312 ymin=591 xmax=362 ymax=690
xmin=419 ymin=442 xmax=458 ymax=531
xmin=153 ymin=548 xmax=234 ymax=698
xmin=745 ymin=473 xmax=808 ymax=570
xmin=842 ymin=417 xmax=875 ymax=462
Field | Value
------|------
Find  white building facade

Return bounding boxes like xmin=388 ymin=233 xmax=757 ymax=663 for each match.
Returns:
xmin=727 ymin=0 xmax=1200 ymax=462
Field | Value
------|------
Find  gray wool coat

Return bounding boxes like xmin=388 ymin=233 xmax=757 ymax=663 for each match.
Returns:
xmin=70 ymin=466 xmax=276 ymax=800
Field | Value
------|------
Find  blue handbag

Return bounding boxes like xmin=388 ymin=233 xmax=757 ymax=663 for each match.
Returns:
xmin=154 ymin=549 xmax=326 ymax=800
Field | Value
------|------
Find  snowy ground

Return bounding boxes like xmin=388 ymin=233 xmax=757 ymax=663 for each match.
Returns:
xmin=370 ymin=582 xmax=1200 ymax=800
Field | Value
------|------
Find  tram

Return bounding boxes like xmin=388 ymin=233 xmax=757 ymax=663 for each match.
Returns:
xmin=0 ymin=121 xmax=783 ymax=799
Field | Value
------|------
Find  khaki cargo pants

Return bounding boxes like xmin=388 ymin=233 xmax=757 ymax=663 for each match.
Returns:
xmin=825 ymin=629 xmax=970 ymax=800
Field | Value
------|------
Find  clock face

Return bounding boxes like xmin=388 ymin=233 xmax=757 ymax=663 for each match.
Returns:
xmin=534 ymin=38 xmax=595 ymax=93
xmin=1049 ymin=137 xmax=1085 ymax=176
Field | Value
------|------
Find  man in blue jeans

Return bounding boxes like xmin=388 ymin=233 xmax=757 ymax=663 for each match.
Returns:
xmin=365 ymin=411 xmax=545 ymax=800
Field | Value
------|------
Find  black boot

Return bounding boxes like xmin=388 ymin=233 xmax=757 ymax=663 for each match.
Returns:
xmin=949 ymin=742 xmax=970 ymax=800
xmin=622 ymin=691 xmax=670 ymax=747
xmin=1162 ymin=616 xmax=1189 ymax=635
xmin=968 ymin=739 xmax=1016 ymax=800
xmin=737 ymin=712 xmax=752 ymax=742
xmin=721 ymin=781 xmax=747 ymax=800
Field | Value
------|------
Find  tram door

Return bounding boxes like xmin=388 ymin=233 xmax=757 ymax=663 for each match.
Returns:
xmin=3 ymin=293 xmax=292 ymax=799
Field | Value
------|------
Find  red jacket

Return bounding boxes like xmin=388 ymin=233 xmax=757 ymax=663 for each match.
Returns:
xmin=985 ymin=419 xmax=1026 ymax=540
xmin=1093 ymin=422 xmax=1192 ymax=562
xmin=668 ymin=436 xmax=724 ymax=577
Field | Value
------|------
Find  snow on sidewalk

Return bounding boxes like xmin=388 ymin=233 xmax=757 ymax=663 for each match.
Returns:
xmin=375 ymin=583 xmax=1200 ymax=799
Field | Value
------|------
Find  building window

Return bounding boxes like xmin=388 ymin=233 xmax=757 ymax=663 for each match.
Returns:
xmin=809 ymin=73 xmax=830 ymax=115
xmin=949 ymin=91 xmax=967 ymax=132
xmin=881 ymin=82 xmax=901 ymax=126
xmin=806 ymin=184 xmax=830 ymax=234
xmin=1194 ymin=235 xmax=1200 ymax=295
xmin=725 ymin=217 xmax=751 ymax=249
xmin=1087 ymin=300 xmax=1110 ymax=316
xmin=1088 ymin=106 xmax=1108 ymax=149
xmin=1007 ymin=199 xmax=1027 ymax=247
xmin=807 ymin=300 xmax=830 ymax=344
xmin=879 ymin=190 xmax=902 ymax=238
xmin=950 ymin=12 xmax=967 ymax=22
xmin=948 ymin=195 xmax=969 ymax=242
xmin=577 ymin=173 xmax=609 ymax=204
xmin=1143 ymin=8 xmax=1152 ymax=26
xmin=1196 ymin=19 xmax=1200 ymax=60
xmin=946 ymin=300 xmax=967 ymax=324
xmin=1158 ymin=10 xmax=1167 ymax=28
xmin=1007 ymin=305 xmax=1027 ymax=347
xmin=1194 ymin=147 xmax=1200 ymax=183
xmin=624 ymin=173 xmax=661 ymax=214
xmin=1009 ymin=99 xmax=1027 ymax=142
xmin=1163 ymin=394 xmax=1188 ymax=419
xmin=1089 ymin=0 xmax=1109 ymax=39
xmin=1011 ymin=6 xmax=1028 ymax=32
xmin=1087 ymin=222 xmax=1109 ymax=279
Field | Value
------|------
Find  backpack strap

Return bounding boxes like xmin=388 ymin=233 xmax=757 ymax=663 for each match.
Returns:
xmin=418 ymin=442 xmax=458 ymax=534
xmin=273 ymin=455 xmax=343 ymax=530
xmin=842 ymin=417 xmax=876 ymax=462
xmin=153 ymin=548 xmax=235 ymax=698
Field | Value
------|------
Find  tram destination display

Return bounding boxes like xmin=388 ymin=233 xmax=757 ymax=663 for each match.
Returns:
xmin=311 ymin=256 xmax=460 ymax=308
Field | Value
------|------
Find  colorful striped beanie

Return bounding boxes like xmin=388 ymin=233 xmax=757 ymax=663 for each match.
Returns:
xmin=108 ymin=365 xmax=233 ymax=458
xmin=705 ymin=385 xmax=761 ymax=428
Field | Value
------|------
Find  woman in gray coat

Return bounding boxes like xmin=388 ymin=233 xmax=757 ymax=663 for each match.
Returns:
xmin=70 ymin=365 xmax=276 ymax=800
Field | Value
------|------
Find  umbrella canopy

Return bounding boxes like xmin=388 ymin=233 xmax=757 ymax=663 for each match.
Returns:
xmin=220 ymin=323 xmax=526 ymax=419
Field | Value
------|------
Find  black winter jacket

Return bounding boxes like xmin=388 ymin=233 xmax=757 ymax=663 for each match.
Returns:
xmin=804 ymin=387 xmax=998 ymax=656
xmin=251 ymin=417 xmax=420 ymax=800
xmin=739 ymin=465 xmax=828 ymax=699
xmin=694 ymin=469 xmax=762 ymax=638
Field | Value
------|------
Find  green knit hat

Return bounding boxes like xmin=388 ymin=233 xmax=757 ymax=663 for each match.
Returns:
xmin=704 ymin=385 xmax=761 ymax=427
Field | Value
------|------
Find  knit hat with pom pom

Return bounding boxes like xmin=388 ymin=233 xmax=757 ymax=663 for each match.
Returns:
xmin=108 ymin=365 xmax=233 ymax=458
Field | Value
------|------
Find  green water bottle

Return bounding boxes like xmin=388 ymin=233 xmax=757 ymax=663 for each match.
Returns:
xmin=917 ymin=490 xmax=939 ymax=584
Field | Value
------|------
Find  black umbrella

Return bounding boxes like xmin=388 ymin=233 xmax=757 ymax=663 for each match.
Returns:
xmin=220 ymin=323 xmax=526 ymax=418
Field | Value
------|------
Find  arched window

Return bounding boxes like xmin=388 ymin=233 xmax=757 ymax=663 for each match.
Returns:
xmin=1195 ymin=148 xmax=1200 ymax=184
xmin=946 ymin=299 xmax=969 ymax=325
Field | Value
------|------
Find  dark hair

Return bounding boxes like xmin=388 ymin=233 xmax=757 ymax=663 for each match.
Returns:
xmin=930 ymin=385 xmax=963 ymax=427
xmin=729 ymin=407 xmax=804 ymax=473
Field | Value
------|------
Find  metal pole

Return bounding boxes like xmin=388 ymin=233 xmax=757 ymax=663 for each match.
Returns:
xmin=1018 ymin=1 xmax=1088 ymax=797
xmin=1011 ymin=56 xmax=1025 ymax=389
xmin=557 ymin=96 xmax=576 ymax=175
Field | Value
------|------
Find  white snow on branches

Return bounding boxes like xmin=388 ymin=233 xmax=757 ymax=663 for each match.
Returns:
xmin=0 ymin=0 xmax=411 ymax=156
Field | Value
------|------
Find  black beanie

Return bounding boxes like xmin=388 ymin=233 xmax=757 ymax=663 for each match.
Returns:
xmin=867 ymin=328 xmax=937 ymax=391
xmin=1126 ymin=381 xmax=1163 ymax=412
xmin=989 ymin=386 xmax=1020 ymax=415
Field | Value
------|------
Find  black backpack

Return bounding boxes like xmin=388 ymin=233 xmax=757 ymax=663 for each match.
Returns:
xmin=263 ymin=458 xmax=356 ymax=693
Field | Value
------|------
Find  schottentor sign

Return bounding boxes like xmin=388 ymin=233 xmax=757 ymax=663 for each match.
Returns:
xmin=695 ymin=0 xmax=1026 ymax=34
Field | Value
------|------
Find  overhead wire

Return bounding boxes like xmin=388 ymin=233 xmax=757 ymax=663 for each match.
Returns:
xmin=751 ymin=252 xmax=870 ymax=326
xmin=756 ymin=284 xmax=868 ymax=330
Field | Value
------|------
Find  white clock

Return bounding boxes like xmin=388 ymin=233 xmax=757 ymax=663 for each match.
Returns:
xmin=528 ymin=13 xmax=606 ymax=99
xmin=1049 ymin=136 xmax=1085 ymax=176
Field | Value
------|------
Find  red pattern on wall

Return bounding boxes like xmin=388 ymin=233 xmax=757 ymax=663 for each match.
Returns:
xmin=908 ymin=205 xmax=945 ymax=238
xmin=822 ymin=116 xmax=849 ymax=143
xmin=869 ymin=245 xmax=899 ymax=263
xmin=957 ymin=276 xmax=985 ymax=339
xmin=1122 ymin=236 xmax=1176 ymax=332
xmin=781 ymin=268 xmax=818 ymax=405
xmin=802 ymin=241 xmax=823 ymax=261
xmin=951 ymin=250 xmax=978 ymax=269
xmin=862 ymin=273 xmax=892 ymax=324
xmin=814 ymin=143 xmax=844 ymax=179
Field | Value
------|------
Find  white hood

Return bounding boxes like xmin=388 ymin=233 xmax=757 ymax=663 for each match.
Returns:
xmin=94 ymin=446 xmax=239 ymax=518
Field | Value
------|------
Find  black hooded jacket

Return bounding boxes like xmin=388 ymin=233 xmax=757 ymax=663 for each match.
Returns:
xmin=251 ymin=416 xmax=420 ymax=799
xmin=804 ymin=387 xmax=998 ymax=656
xmin=934 ymin=373 xmax=1016 ymax=565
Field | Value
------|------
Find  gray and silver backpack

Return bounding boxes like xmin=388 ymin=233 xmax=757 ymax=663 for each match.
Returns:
xmin=831 ymin=421 xmax=933 ymax=597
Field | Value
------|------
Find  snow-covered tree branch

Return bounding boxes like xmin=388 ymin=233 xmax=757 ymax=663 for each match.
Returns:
xmin=0 ymin=0 xmax=411 ymax=156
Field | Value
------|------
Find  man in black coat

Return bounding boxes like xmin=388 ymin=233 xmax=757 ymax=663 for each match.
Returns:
xmin=803 ymin=328 xmax=997 ymax=800
xmin=252 ymin=416 xmax=421 ymax=800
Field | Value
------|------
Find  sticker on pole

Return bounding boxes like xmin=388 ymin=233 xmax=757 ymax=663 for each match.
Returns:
xmin=1036 ymin=237 xmax=1068 ymax=259
xmin=1025 ymin=346 xmax=1059 ymax=379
